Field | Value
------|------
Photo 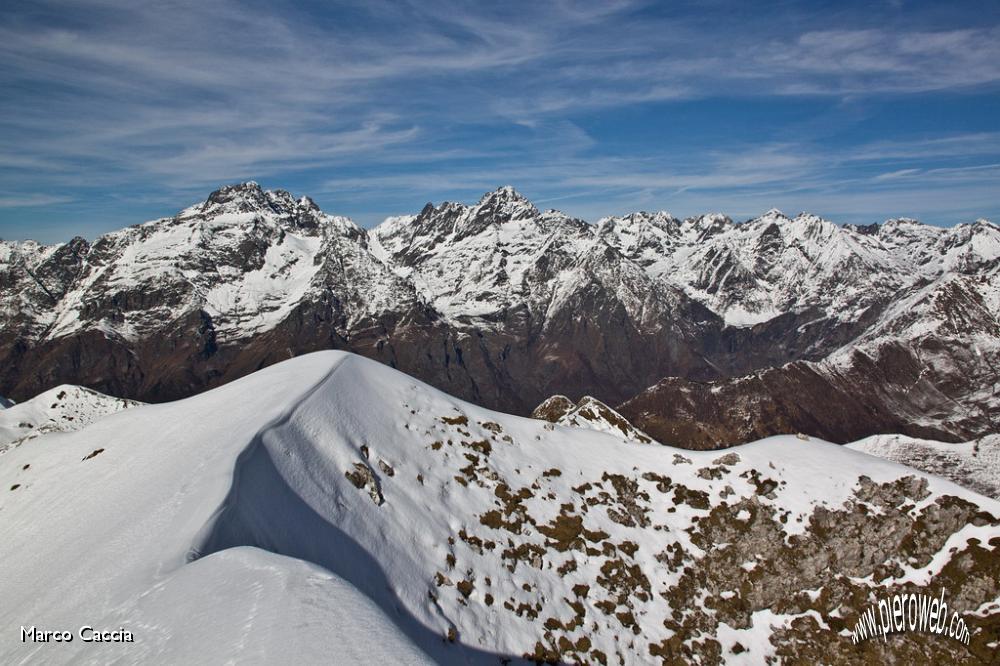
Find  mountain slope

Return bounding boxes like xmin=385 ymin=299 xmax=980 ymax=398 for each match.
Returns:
xmin=372 ymin=187 xmax=728 ymax=406
xmin=620 ymin=255 xmax=1000 ymax=448
xmin=99 ymin=547 xmax=432 ymax=664
xmin=0 ymin=384 xmax=141 ymax=451
xmin=0 ymin=182 xmax=439 ymax=404
xmin=2 ymin=352 xmax=998 ymax=664
xmin=847 ymin=434 xmax=1000 ymax=501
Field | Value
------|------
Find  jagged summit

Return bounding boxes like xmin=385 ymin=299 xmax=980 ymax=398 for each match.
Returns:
xmin=203 ymin=181 xmax=268 ymax=210
xmin=460 ymin=185 xmax=540 ymax=234
xmin=598 ymin=211 xmax=680 ymax=229
xmin=758 ymin=207 xmax=787 ymax=220
xmin=476 ymin=184 xmax=531 ymax=206
xmin=682 ymin=212 xmax=732 ymax=235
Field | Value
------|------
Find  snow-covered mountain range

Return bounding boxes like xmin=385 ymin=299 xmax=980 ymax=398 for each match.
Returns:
xmin=1 ymin=352 xmax=997 ymax=663
xmin=1 ymin=183 xmax=997 ymax=446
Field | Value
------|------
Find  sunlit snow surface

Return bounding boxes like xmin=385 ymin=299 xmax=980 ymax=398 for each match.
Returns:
xmin=1 ymin=352 xmax=997 ymax=664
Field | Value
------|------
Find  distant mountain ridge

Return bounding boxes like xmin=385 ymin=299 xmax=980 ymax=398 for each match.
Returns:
xmin=1 ymin=182 xmax=997 ymax=446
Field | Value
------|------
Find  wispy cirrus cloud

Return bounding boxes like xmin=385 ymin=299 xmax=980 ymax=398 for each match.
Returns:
xmin=0 ymin=0 xmax=998 ymax=240
xmin=0 ymin=194 xmax=72 ymax=208
xmin=875 ymin=168 xmax=922 ymax=181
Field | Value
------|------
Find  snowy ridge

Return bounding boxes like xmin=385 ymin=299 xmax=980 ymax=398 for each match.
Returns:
xmin=847 ymin=434 xmax=1000 ymax=500
xmin=597 ymin=210 xmax=999 ymax=329
xmin=372 ymin=192 xmax=998 ymax=343
xmin=0 ymin=384 xmax=142 ymax=451
xmin=1 ymin=352 xmax=998 ymax=663
xmin=532 ymin=394 xmax=655 ymax=444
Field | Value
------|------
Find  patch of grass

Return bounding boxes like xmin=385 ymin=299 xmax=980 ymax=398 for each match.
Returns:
xmin=537 ymin=512 xmax=609 ymax=552
xmin=465 ymin=439 xmax=492 ymax=455
xmin=479 ymin=421 xmax=502 ymax=433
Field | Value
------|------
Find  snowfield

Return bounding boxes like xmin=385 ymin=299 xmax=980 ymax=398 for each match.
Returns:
xmin=1 ymin=352 xmax=998 ymax=663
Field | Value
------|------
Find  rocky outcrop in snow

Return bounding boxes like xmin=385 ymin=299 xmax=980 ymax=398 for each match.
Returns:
xmin=532 ymin=394 xmax=654 ymax=444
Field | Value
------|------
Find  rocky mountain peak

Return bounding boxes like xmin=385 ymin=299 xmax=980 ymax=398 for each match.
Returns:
xmin=470 ymin=186 xmax=538 ymax=222
xmin=202 ymin=181 xmax=271 ymax=213
xmin=477 ymin=184 xmax=531 ymax=206
xmin=423 ymin=186 xmax=543 ymax=243
xmin=531 ymin=395 xmax=575 ymax=422
xmin=786 ymin=212 xmax=841 ymax=242
xmin=970 ymin=218 xmax=998 ymax=232
xmin=755 ymin=208 xmax=790 ymax=224
xmin=532 ymin=394 xmax=655 ymax=444
xmin=791 ymin=212 xmax=824 ymax=224
xmin=617 ymin=211 xmax=680 ymax=229
xmin=846 ymin=222 xmax=880 ymax=236
xmin=298 ymin=195 xmax=321 ymax=212
xmin=594 ymin=212 xmax=682 ymax=259
xmin=66 ymin=235 xmax=90 ymax=250
xmin=194 ymin=183 xmax=354 ymax=238
xmin=683 ymin=213 xmax=732 ymax=239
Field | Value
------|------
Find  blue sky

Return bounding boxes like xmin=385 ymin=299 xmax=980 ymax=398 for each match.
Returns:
xmin=1 ymin=0 xmax=998 ymax=243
